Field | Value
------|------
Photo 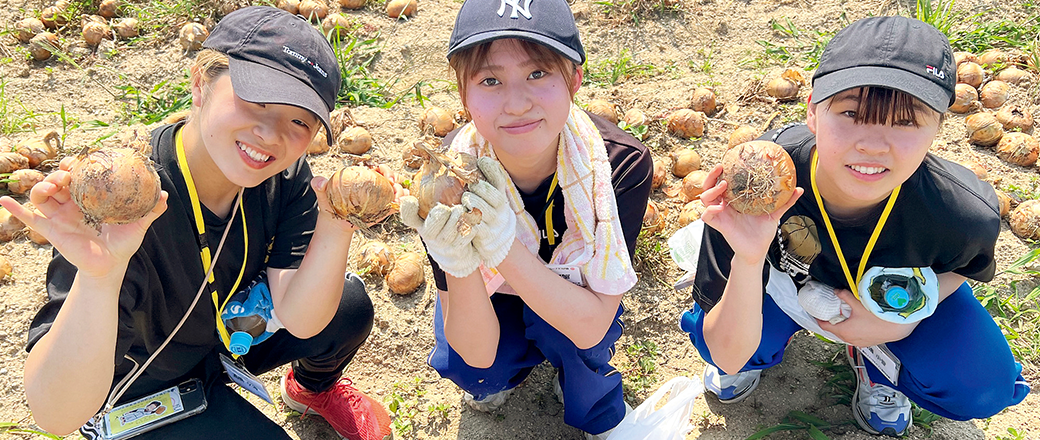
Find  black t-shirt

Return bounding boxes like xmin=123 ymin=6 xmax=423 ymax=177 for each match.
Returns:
xmin=429 ymin=111 xmax=653 ymax=291
xmin=26 ymin=122 xmax=318 ymax=399
xmin=690 ymin=123 xmax=1000 ymax=312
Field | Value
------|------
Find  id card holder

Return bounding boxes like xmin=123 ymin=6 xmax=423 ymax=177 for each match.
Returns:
xmin=861 ymin=344 xmax=901 ymax=386
xmin=546 ymin=264 xmax=585 ymax=287
xmin=82 ymin=379 xmax=207 ymax=440
xmin=220 ymin=353 xmax=274 ymax=404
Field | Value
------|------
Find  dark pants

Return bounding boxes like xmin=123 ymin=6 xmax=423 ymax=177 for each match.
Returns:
xmin=680 ymin=282 xmax=1031 ymax=420
xmin=130 ymin=273 xmax=374 ymax=439
xmin=428 ymin=293 xmax=627 ymax=435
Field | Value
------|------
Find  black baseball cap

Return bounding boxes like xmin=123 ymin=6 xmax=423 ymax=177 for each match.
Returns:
xmin=811 ymin=16 xmax=956 ymax=113
xmin=447 ymin=0 xmax=586 ymax=64
xmin=203 ymin=6 xmax=341 ymax=144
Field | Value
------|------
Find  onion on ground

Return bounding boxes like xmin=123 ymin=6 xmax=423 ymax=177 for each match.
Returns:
xmin=387 ymin=252 xmax=424 ymax=294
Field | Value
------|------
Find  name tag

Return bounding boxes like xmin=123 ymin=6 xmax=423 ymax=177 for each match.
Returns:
xmin=547 ymin=264 xmax=585 ymax=287
xmin=220 ymin=353 xmax=273 ymax=404
xmin=861 ymin=344 xmax=901 ymax=386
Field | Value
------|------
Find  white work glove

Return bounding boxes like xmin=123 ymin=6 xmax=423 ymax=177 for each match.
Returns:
xmin=461 ymin=157 xmax=517 ymax=268
xmin=399 ymin=197 xmax=482 ymax=278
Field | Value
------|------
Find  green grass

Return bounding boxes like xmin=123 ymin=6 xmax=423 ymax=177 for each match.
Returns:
xmin=583 ymin=49 xmax=657 ymax=87
xmin=384 ymin=376 xmax=449 ymax=437
xmin=116 ymin=74 xmax=192 ymax=125
xmin=330 ymin=31 xmax=396 ymax=108
xmin=949 ymin=17 xmax=1040 ymax=53
xmin=621 ymin=339 xmax=658 ymax=398
xmin=0 ymin=79 xmax=41 ymax=135
xmin=973 ymin=248 xmax=1040 ymax=367
xmin=0 ymin=422 xmax=61 ymax=439
xmin=913 ymin=0 xmax=960 ymax=36
xmin=739 ymin=17 xmax=837 ymax=70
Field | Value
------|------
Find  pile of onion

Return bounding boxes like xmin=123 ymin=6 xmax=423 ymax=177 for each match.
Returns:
xmin=69 ymin=144 xmax=161 ymax=229
xmin=720 ymin=140 xmax=796 ymax=215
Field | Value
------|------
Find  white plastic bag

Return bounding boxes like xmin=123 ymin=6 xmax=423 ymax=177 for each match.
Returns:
xmin=606 ymin=376 xmax=704 ymax=440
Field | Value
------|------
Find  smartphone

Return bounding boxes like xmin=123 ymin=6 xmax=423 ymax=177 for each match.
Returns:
xmin=83 ymin=379 xmax=208 ymax=440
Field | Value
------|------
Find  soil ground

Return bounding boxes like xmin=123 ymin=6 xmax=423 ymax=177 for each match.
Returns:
xmin=0 ymin=0 xmax=1038 ymax=439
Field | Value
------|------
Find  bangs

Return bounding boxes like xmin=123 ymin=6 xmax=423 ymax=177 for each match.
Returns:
xmin=844 ymin=87 xmax=927 ymax=126
xmin=448 ymin=39 xmax=578 ymax=104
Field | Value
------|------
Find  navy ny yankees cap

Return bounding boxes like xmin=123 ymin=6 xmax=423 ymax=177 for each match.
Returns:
xmin=811 ymin=16 xmax=956 ymax=113
xmin=204 ymin=6 xmax=341 ymax=144
xmin=448 ymin=0 xmax=586 ymax=64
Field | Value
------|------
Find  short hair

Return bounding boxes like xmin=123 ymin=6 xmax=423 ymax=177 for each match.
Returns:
xmin=449 ymin=39 xmax=579 ymax=108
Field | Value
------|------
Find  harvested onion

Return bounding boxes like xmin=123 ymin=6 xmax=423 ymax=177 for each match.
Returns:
xmin=721 ymin=140 xmax=796 ymax=215
xmin=995 ymin=105 xmax=1033 ymax=132
xmin=387 ymin=252 xmax=424 ymax=294
xmin=949 ymin=83 xmax=979 ymax=114
xmin=1010 ymin=199 xmax=1040 ymax=240
xmin=357 ymin=241 xmax=395 ymax=277
xmin=326 ymin=166 xmax=397 ymax=224
xmin=586 ymin=100 xmax=619 ymax=124
xmin=966 ymin=112 xmax=1004 ymax=147
xmin=670 ymin=149 xmax=701 ymax=178
xmin=995 ymin=132 xmax=1039 ymax=167
xmin=689 ymin=87 xmax=717 ymax=115
xmin=338 ymin=126 xmax=373 ymax=155
xmin=666 ymin=109 xmax=705 ymax=139
xmin=386 ymin=0 xmax=417 ymax=18
xmin=70 ymin=146 xmax=161 ymax=228
xmin=420 ymin=106 xmax=456 ymax=137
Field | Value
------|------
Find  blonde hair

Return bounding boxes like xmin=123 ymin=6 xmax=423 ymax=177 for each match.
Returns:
xmin=449 ymin=39 xmax=579 ymax=108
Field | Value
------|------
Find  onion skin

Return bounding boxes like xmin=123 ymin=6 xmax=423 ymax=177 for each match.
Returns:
xmin=69 ymin=147 xmax=161 ymax=228
xmin=1010 ymin=199 xmax=1040 ymax=240
xmin=721 ymin=140 xmax=796 ymax=215
xmin=357 ymin=241 xmax=395 ymax=277
xmin=387 ymin=252 xmax=424 ymax=294
xmin=666 ymin=109 xmax=705 ymax=139
xmin=326 ymin=166 xmax=397 ymax=224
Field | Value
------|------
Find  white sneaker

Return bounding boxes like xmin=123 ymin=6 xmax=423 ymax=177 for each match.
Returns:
xmin=847 ymin=346 xmax=912 ymax=437
xmin=703 ymin=364 xmax=761 ymax=404
xmin=462 ymin=388 xmax=513 ymax=412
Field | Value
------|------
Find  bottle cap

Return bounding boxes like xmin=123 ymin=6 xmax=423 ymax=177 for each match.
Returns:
xmin=884 ymin=286 xmax=910 ymax=309
xmin=229 ymin=331 xmax=253 ymax=355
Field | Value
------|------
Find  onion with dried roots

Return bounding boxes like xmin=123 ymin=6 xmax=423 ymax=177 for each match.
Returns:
xmin=995 ymin=105 xmax=1033 ymax=132
xmin=965 ymin=112 xmax=1004 ymax=147
xmin=7 ymin=169 xmax=46 ymax=195
xmin=387 ymin=252 xmax=424 ymax=294
xmin=82 ymin=20 xmax=112 ymax=47
xmin=113 ymin=18 xmax=139 ymax=39
xmin=386 ymin=0 xmax=417 ymax=18
xmin=410 ymin=141 xmax=486 ymax=234
xmin=728 ymin=125 xmax=758 ymax=149
xmin=642 ymin=200 xmax=667 ymax=234
xmin=326 ymin=166 xmax=397 ymax=225
xmin=1010 ymin=199 xmax=1040 ymax=240
xmin=980 ymin=80 xmax=1010 ymax=109
xmin=995 ymin=132 xmax=1039 ymax=167
xmin=178 ymin=22 xmax=208 ymax=51
xmin=996 ymin=67 xmax=1032 ymax=86
xmin=765 ymin=69 xmax=803 ymax=101
xmin=689 ymin=88 xmax=717 ymax=115
xmin=995 ymin=188 xmax=1011 ymax=218
xmin=0 ymin=153 xmax=30 ymax=174
xmin=298 ymin=0 xmax=328 ymax=21
xmin=338 ymin=126 xmax=373 ymax=155
xmin=339 ymin=0 xmax=366 ymax=9
xmin=41 ymin=6 xmax=68 ymax=29
xmin=70 ymin=146 xmax=161 ymax=228
xmin=670 ymin=149 xmax=701 ymax=178
xmin=585 ymin=100 xmax=618 ymax=124
xmin=957 ymin=62 xmax=984 ymax=89
xmin=677 ymin=200 xmax=706 ymax=227
xmin=16 ymin=130 xmax=60 ymax=168
xmin=357 ymin=241 xmax=395 ymax=277
xmin=420 ymin=106 xmax=455 ymax=137
xmin=0 ymin=207 xmax=26 ymax=242
xmin=721 ymin=140 xmax=797 ymax=215
xmin=954 ymin=51 xmax=978 ymax=66
xmin=651 ymin=158 xmax=666 ymax=189
xmin=949 ymin=83 xmax=979 ymax=114
xmin=14 ymin=18 xmax=45 ymax=43
xmin=666 ymin=109 xmax=705 ymax=139
xmin=679 ymin=169 xmax=709 ymax=202
xmin=30 ymin=32 xmax=60 ymax=61
xmin=276 ymin=0 xmax=300 ymax=14
xmin=98 ymin=0 xmax=121 ymax=18
xmin=978 ymin=49 xmax=1009 ymax=70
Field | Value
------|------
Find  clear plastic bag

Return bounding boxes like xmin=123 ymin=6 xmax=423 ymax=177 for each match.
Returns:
xmin=606 ymin=376 xmax=704 ymax=440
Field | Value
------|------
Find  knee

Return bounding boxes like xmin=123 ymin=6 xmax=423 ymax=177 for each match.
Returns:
xmin=926 ymin=371 xmax=1029 ymax=420
xmin=322 ymin=274 xmax=373 ymax=343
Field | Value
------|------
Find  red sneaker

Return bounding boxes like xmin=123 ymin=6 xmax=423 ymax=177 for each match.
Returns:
xmin=280 ymin=369 xmax=392 ymax=440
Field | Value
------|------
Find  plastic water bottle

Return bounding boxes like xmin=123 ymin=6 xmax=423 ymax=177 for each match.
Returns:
xmin=221 ymin=273 xmax=282 ymax=355
xmin=858 ymin=267 xmax=938 ymax=324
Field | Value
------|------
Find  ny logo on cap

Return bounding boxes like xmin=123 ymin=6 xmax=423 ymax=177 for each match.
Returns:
xmin=498 ymin=0 xmax=532 ymax=19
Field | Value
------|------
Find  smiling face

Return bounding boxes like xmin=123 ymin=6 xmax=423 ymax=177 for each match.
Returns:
xmin=457 ymin=38 xmax=581 ymax=175
xmin=806 ymin=87 xmax=942 ymax=216
xmin=190 ymin=73 xmax=319 ymax=189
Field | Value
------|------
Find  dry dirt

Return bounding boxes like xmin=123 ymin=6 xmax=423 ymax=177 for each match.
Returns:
xmin=0 ymin=0 xmax=1038 ymax=439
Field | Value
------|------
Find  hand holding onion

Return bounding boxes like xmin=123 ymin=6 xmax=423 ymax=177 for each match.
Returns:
xmin=0 ymin=155 xmax=169 ymax=278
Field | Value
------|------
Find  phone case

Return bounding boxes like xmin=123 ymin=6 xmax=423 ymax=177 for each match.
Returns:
xmin=95 ymin=379 xmax=208 ymax=440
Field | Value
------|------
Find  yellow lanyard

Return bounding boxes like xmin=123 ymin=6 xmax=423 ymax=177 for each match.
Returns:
xmin=175 ymin=128 xmax=250 ymax=356
xmin=544 ymin=173 xmax=559 ymax=246
xmin=809 ymin=150 xmax=900 ymax=299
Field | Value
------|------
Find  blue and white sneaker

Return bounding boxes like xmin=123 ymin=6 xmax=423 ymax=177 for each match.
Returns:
xmin=462 ymin=388 xmax=513 ymax=412
xmin=703 ymin=364 xmax=761 ymax=404
xmin=847 ymin=345 xmax=912 ymax=437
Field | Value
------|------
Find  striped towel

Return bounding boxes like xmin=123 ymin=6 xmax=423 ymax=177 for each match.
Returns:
xmin=450 ymin=104 xmax=636 ymax=295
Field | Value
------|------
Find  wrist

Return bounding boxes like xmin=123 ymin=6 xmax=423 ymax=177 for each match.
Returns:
xmin=315 ymin=212 xmax=357 ymax=241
